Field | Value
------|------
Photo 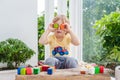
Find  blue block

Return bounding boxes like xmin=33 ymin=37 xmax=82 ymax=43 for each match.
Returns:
xmin=47 ymin=68 xmax=53 ymax=75
xmin=59 ymin=52 xmax=64 ymax=56
xmin=64 ymin=51 xmax=69 ymax=55
xmin=17 ymin=68 xmax=21 ymax=75
xmin=57 ymin=47 xmax=63 ymax=51
xmin=52 ymin=50 xmax=56 ymax=56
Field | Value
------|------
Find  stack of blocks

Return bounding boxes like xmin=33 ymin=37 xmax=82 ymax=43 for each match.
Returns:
xmin=52 ymin=46 xmax=69 ymax=56
xmin=17 ymin=65 xmax=55 ymax=75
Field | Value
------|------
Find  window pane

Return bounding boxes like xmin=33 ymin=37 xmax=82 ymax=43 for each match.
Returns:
xmin=83 ymin=0 xmax=120 ymax=63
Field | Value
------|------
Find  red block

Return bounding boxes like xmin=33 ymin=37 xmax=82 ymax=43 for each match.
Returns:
xmin=26 ymin=67 xmax=32 ymax=75
xmin=100 ymin=66 xmax=104 ymax=73
xmin=42 ymin=65 xmax=50 ymax=71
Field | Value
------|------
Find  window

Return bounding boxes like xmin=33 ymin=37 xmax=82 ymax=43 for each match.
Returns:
xmin=83 ymin=0 xmax=120 ymax=64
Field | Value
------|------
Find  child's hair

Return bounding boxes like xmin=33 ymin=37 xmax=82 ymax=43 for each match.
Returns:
xmin=52 ymin=15 xmax=70 ymax=24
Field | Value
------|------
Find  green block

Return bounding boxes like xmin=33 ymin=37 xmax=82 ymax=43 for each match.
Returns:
xmin=33 ymin=67 xmax=40 ymax=74
xmin=20 ymin=68 xmax=26 ymax=75
xmin=95 ymin=66 xmax=100 ymax=74
xmin=53 ymin=23 xmax=59 ymax=28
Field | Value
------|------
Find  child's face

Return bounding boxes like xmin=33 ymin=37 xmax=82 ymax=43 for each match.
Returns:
xmin=54 ymin=20 xmax=66 ymax=37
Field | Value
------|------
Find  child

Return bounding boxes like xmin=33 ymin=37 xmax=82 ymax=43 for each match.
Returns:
xmin=39 ymin=15 xmax=80 ymax=69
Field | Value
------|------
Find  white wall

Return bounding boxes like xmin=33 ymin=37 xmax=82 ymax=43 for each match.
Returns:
xmin=0 ymin=0 xmax=38 ymax=67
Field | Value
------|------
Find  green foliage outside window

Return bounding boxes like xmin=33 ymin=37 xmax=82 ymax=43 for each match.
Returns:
xmin=38 ymin=14 xmax=45 ymax=60
xmin=93 ymin=12 xmax=120 ymax=63
xmin=83 ymin=0 xmax=120 ymax=65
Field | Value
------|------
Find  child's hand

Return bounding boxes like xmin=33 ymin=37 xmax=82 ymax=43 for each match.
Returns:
xmin=64 ymin=23 xmax=71 ymax=33
xmin=47 ymin=23 xmax=56 ymax=32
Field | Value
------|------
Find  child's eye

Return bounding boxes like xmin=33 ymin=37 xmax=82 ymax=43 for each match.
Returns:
xmin=53 ymin=23 xmax=59 ymax=28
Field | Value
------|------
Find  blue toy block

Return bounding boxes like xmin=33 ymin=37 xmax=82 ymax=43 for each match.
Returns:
xmin=47 ymin=68 xmax=53 ymax=75
xmin=17 ymin=67 xmax=21 ymax=75
xmin=52 ymin=50 xmax=56 ymax=56
xmin=57 ymin=47 xmax=62 ymax=51
xmin=64 ymin=51 xmax=69 ymax=55
xmin=59 ymin=52 xmax=64 ymax=56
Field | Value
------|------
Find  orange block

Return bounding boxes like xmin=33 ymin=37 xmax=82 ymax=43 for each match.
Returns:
xmin=60 ymin=24 xmax=65 ymax=30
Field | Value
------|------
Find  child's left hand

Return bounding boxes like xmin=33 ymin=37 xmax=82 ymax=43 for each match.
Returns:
xmin=64 ymin=23 xmax=71 ymax=33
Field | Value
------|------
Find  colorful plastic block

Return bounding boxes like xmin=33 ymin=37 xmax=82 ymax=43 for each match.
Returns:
xmin=57 ymin=47 xmax=62 ymax=51
xmin=53 ymin=23 xmax=59 ymax=28
xmin=17 ymin=67 xmax=21 ymax=75
xmin=39 ymin=66 xmax=42 ymax=71
xmin=33 ymin=67 xmax=40 ymax=74
xmin=47 ymin=68 xmax=53 ymax=75
xmin=26 ymin=67 xmax=33 ymax=75
xmin=20 ymin=68 xmax=26 ymax=75
xmin=100 ymin=66 xmax=104 ymax=73
xmin=60 ymin=24 xmax=65 ymax=30
xmin=42 ymin=65 xmax=50 ymax=71
xmin=95 ymin=66 xmax=100 ymax=74
xmin=59 ymin=52 xmax=64 ymax=55
xmin=62 ymin=49 xmax=69 ymax=55
xmin=80 ymin=71 xmax=86 ymax=74
xmin=52 ymin=50 xmax=57 ymax=56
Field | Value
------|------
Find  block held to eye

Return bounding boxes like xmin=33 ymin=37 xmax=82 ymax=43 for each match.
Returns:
xmin=53 ymin=23 xmax=59 ymax=28
xmin=60 ymin=24 xmax=65 ymax=30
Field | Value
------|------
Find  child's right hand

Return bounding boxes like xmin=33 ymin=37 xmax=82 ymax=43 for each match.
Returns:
xmin=47 ymin=23 xmax=56 ymax=32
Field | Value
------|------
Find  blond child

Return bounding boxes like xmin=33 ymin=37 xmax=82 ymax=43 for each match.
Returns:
xmin=39 ymin=15 xmax=80 ymax=69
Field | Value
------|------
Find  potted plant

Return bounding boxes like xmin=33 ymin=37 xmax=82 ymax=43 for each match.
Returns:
xmin=0 ymin=38 xmax=35 ymax=69
xmin=93 ymin=11 xmax=120 ymax=71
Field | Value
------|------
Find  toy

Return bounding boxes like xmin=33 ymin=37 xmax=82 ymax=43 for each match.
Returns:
xmin=100 ymin=66 xmax=104 ymax=73
xmin=52 ymin=46 xmax=69 ymax=56
xmin=39 ymin=66 xmax=42 ymax=71
xmin=33 ymin=67 xmax=40 ymax=74
xmin=95 ymin=66 xmax=100 ymax=74
xmin=52 ymin=50 xmax=57 ymax=56
xmin=17 ymin=67 xmax=21 ymax=75
xmin=47 ymin=68 xmax=53 ymax=75
xmin=53 ymin=23 xmax=59 ymax=28
xmin=42 ymin=65 xmax=50 ymax=71
xmin=20 ymin=68 xmax=26 ymax=75
xmin=80 ymin=71 xmax=86 ymax=74
xmin=60 ymin=24 xmax=65 ymax=30
xmin=26 ymin=67 xmax=33 ymax=75
xmin=53 ymin=23 xmax=65 ymax=30
xmin=17 ymin=65 xmax=56 ymax=75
